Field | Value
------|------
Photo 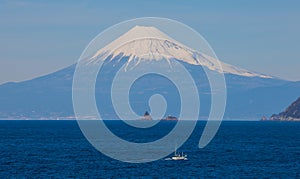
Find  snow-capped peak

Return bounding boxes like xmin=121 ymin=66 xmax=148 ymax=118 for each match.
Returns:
xmin=89 ymin=26 xmax=271 ymax=78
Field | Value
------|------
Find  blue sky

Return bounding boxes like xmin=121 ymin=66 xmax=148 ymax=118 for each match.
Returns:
xmin=0 ymin=0 xmax=299 ymax=84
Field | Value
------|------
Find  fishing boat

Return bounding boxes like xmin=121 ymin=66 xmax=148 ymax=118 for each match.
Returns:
xmin=165 ymin=147 xmax=188 ymax=161
xmin=171 ymin=150 xmax=188 ymax=160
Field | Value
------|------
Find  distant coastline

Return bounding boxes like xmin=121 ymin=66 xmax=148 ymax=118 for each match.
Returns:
xmin=0 ymin=118 xmax=280 ymax=121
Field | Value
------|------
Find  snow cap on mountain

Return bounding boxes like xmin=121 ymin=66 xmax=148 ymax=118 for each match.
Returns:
xmin=90 ymin=25 xmax=271 ymax=78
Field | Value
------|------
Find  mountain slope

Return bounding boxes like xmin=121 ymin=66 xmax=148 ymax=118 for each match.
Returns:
xmin=0 ymin=65 xmax=74 ymax=119
xmin=0 ymin=61 xmax=298 ymax=119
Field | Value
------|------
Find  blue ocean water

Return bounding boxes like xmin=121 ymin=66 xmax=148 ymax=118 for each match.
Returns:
xmin=0 ymin=120 xmax=299 ymax=178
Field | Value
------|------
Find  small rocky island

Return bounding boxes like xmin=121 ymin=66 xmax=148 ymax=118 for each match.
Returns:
xmin=162 ymin=115 xmax=178 ymax=121
xmin=140 ymin=111 xmax=178 ymax=120
xmin=141 ymin=111 xmax=152 ymax=120
xmin=269 ymin=97 xmax=300 ymax=121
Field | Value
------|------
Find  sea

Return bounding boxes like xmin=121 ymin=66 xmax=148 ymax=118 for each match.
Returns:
xmin=0 ymin=120 xmax=299 ymax=178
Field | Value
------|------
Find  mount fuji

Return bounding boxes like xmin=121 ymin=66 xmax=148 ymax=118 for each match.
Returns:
xmin=0 ymin=26 xmax=299 ymax=119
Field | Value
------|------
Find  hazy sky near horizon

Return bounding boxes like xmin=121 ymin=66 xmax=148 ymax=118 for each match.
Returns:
xmin=0 ymin=0 xmax=299 ymax=84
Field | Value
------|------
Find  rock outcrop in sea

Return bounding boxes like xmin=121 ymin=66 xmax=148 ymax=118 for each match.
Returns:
xmin=162 ymin=115 xmax=178 ymax=121
xmin=141 ymin=111 xmax=152 ymax=120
